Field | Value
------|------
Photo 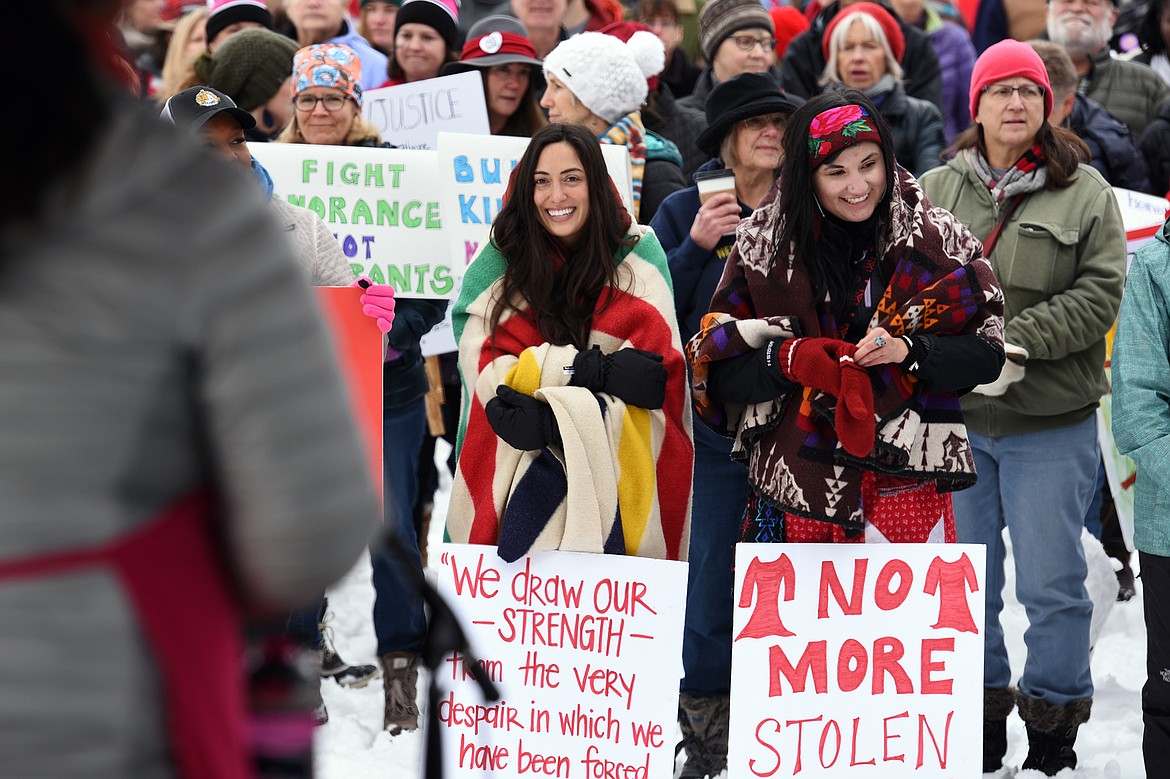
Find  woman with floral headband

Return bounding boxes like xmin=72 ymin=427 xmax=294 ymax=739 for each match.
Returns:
xmin=687 ymin=89 xmax=1004 ymax=552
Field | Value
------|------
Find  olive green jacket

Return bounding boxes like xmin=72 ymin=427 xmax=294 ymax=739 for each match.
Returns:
xmin=920 ymin=154 xmax=1126 ymax=436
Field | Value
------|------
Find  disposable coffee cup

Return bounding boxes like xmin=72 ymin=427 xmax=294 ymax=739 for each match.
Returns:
xmin=695 ymin=169 xmax=736 ymax=203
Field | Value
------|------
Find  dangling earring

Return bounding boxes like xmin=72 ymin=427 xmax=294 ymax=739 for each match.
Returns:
xmin=814 ymin=196 xmax=825 ymax=217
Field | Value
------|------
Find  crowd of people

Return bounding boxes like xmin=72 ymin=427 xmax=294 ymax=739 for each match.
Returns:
xmin=10 ymin=0 xmax=1170 ymax=777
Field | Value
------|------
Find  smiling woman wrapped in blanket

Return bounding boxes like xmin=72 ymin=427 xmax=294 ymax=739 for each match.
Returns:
xmin=445 ymin=123 xmax=693 ymax=563
xmin=687 ymin=90 xmax=1005 ymax=547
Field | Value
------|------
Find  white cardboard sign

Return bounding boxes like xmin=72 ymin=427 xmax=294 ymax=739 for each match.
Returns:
xmin=250 ymin=143 xmax=455 ymax=299
xmin=435 ymin=131 xmax=636 ymax=276
xmin=361 ymin=71 xmax=490 ymax=149
xmin=434 ymin=543 xmax=687 ymax=778
xmin=730 ymin=543 xmax=986 ymax=778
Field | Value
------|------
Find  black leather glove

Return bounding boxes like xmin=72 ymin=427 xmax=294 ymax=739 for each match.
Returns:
xmin=485 ymin=385 xmax=561 ymax=451
xmin=570 ymin=346 xmax=667 ymax=409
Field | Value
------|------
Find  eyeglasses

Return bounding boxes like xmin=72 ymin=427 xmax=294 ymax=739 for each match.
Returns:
xmin=741 ymin=113 xmax=787 ymax=130
xmin=731 ymin=34 xmax=777 ymax=53
xmin=293 ymin=93 xmax=349 ymax=112
xmin=981 ymin=84 xmax=1046 ymax=103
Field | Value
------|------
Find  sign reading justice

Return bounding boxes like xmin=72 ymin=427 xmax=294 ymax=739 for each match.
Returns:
xmin=729 ymin=543 xmax=985 ymax=778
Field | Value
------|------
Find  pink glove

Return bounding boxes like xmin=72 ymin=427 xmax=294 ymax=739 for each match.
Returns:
xmin=353 ymin=276 xmax=396 ymax=334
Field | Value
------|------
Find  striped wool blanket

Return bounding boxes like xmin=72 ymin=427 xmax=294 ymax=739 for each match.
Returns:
xmin=446 ymin=225 xmax=692 ymax=562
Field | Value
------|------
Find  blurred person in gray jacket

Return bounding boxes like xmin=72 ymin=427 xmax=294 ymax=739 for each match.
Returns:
xmin=0 ymin=2 xmax=380 ymax=777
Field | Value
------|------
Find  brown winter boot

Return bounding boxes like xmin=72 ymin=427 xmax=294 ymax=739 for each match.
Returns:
xmin=677 ymin=693 xmax=730 ymax=779
xmin=1018 ymin=694 xmax=1092 ymax=776
xmin=381 ymin=652 xmax=421 ymax=735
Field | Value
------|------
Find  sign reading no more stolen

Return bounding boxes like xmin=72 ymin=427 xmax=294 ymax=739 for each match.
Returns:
xmin=730 ymin=543 xmax=986 ymax=778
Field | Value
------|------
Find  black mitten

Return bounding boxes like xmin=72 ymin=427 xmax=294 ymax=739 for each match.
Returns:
xmin=571 ymin=346 xmax=667 ymax=409
xmin=485 ymin=386 xmax=561 ymax=450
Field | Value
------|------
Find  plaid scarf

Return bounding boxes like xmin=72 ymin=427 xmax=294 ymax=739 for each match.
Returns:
xmin=688 ymin=167 xmax=1004 ymax=532
xmin=965 ymin=143 xmax=1048 ymax=205
xmin=600 ymin=111 xmax=647 ymax=221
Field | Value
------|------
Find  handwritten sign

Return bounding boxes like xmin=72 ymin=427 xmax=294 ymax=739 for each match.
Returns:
xmin=250 ymin=143 xmax=455 ymax=299
xmin=362 ymin=71 xmax=489 ymax=149
xmin=729 ymin=543 xmax=985 ymax=778
xmin=436 ymin=132 xmax=636 ymax=274
xmin=434 ymin=543 xmax=687 ymax=778
xmin=1115 ymin=186 xmax=1169 ymax=269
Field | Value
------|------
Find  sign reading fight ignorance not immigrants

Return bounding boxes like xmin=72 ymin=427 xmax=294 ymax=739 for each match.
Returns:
xmin=433 ymin=543 xmax=687 ymax=779
xmin=729 ymin=543 xmax=985 ymax=778
xmin=249 ymin=143 xmax=454 ymax=298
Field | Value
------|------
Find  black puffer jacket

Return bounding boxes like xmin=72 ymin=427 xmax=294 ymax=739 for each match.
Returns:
xmin=1140 ymin=100 xmax=1170 ymax=196
xmin=1071 ymin=94 xmax=1152 ymax=194
xmin=780 ymin=0 xmax=943 ymax=110
xmin=877 ymin=83 xmax=946 ymax=177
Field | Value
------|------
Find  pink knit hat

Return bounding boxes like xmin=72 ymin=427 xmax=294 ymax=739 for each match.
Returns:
xmin=969 ymin=39 xmax=1053 ymax=120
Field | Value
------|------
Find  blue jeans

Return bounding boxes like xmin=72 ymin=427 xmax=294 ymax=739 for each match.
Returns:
xmin=681 ymin=440 xmax=751 ymax=696
xmin=372 ymin=398 xmax=428 ymax=656
xmin=951 ymin=416 xmax=1097 ymax=707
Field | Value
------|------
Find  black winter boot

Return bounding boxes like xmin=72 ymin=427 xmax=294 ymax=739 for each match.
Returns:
xmin=983 ymin=688 xmax=1015 ymax=774
xmin=1017 ymin=694 xmax=1092 ymax=776
xmin=677 ymin=693 xmax=729 ymax=779
xmin=1022 ymin=724 xmax=1079 ymax=774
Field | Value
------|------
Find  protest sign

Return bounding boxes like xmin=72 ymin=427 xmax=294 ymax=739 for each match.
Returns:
xmin=362 ymin=71 xmax=489 ymax=149
xmin=250 ymin=143 xmax=455 ymax=299
xmin=434 ymin=543 xmax=687 ymax=778
xmin=315 ymin=287 xmax=383 ymax=491
xmin=436 ymin=132 xmax=635 ymax=273
xmin=729 ymin=543 xmax=985 ymax=778
xmin=1114 ymin=186 xmax=1168 ymax=269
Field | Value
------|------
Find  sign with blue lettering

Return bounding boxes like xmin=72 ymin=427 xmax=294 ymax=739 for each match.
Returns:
xmin=435 ymin=132 xmax=634 ymax=275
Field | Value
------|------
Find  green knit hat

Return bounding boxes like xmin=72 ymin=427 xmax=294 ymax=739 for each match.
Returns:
xmin=193 ymin=27 xmax=299 ymax=112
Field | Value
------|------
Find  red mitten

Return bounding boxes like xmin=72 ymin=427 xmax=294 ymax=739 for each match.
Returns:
xmin=835 ymin=350 xmax=876 ymax=457
xmin=779 ymin=338 xmax=875 ymax=457
xmin=777 ymin=338 xmax=843 ymax=395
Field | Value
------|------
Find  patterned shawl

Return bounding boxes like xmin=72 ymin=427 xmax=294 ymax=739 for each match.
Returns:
xmin=600 ymin=111 xmax=647 ymax=221
xmin=687 ymin=167 xmax=1004 ymax=531
xmin=447 ymin=224 xmax=693 ymax=561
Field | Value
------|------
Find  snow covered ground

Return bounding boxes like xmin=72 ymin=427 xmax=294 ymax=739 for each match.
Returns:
xmin=315 ymin=442 xmax=1149 ymax=778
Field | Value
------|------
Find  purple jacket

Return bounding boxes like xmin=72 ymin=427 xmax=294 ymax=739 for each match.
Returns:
xmin=917 ymin=5 xmax=976 ymax=144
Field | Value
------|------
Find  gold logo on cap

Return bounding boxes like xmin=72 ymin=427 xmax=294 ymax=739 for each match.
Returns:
xmin=195 ymin=89 xmax=221 ymax=107
xmin=480 ymin=31 xmax=503 ymax=54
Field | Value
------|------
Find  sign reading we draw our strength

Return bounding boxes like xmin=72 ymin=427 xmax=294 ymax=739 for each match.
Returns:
xmin=730 ymin=543 xmax=986 ymax=779
xmin=434 ymin=544 xmax=687 ymax=779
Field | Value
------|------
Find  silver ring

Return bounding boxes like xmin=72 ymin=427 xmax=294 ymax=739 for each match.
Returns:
xmin=874 ymin=336 xmax=886 ymax=347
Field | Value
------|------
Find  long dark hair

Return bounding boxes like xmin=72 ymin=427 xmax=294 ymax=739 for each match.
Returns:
xmin=945 ymin=104 xmax=1089 ymax=189
xmin=482 ymin=66 xmax=548 ymax=138
xmin=488 ymin=123 xmax=633 ymax=349
xmin=773 ymin=90 xmax=896 ymax=322
xmin=4 ymin=0 xmax=114 ymax=227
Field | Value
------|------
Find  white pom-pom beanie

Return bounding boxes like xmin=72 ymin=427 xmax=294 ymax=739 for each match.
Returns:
xmin=543 ymin=31 xmax=665 ymax=125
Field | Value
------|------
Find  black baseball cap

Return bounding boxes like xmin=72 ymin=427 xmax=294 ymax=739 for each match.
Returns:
xmin=160 ymin=86 xmax=257 ymax=131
